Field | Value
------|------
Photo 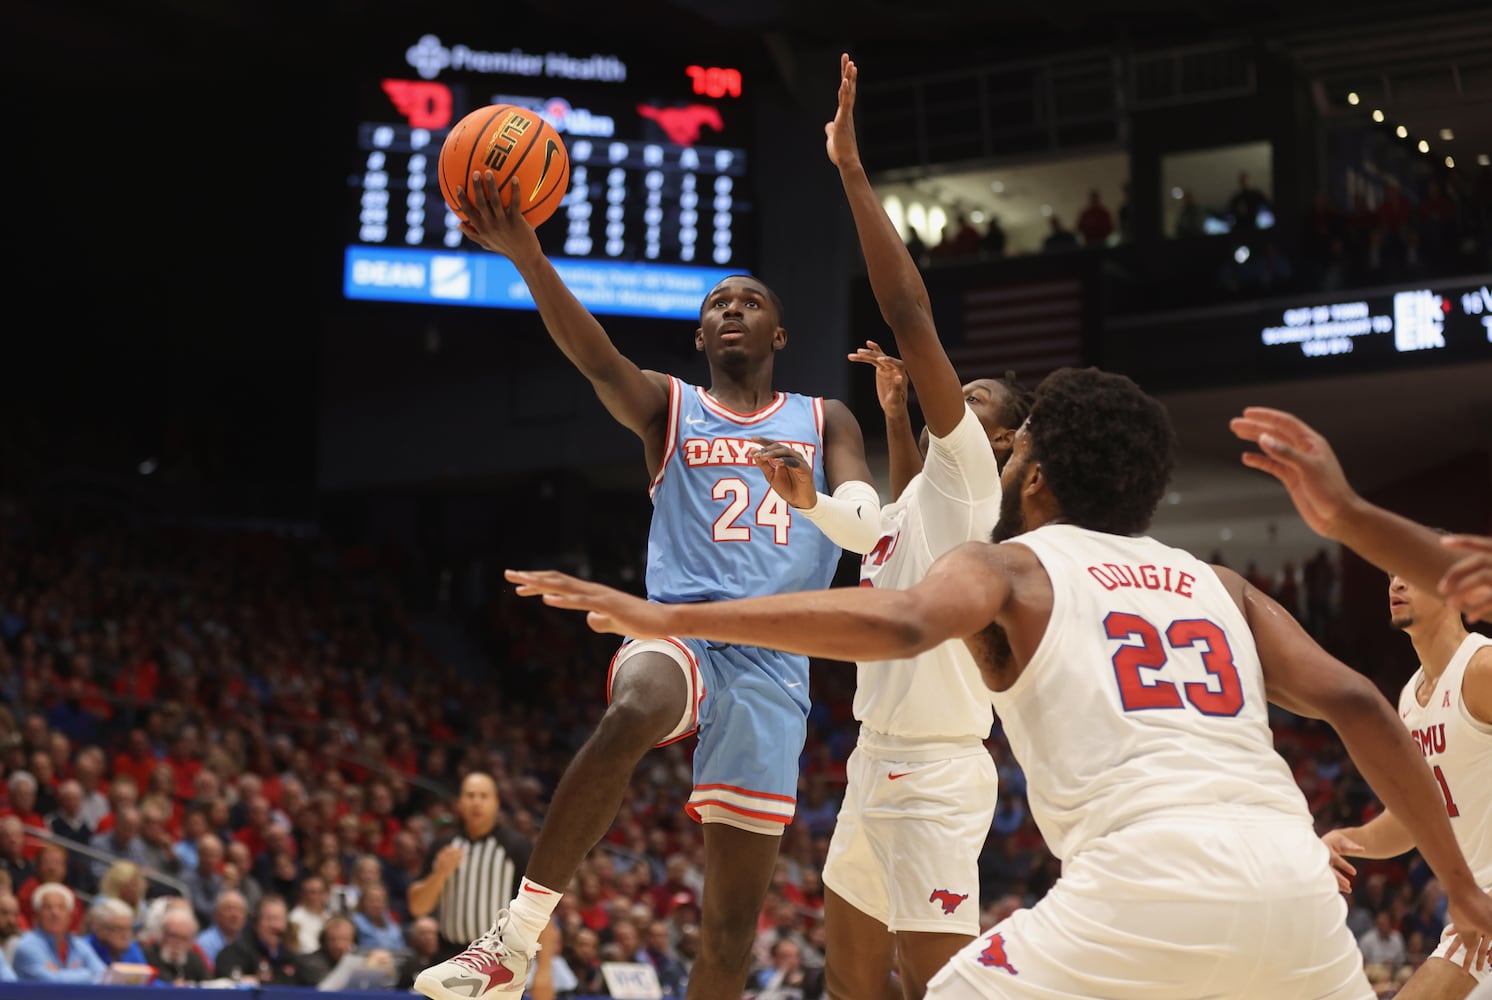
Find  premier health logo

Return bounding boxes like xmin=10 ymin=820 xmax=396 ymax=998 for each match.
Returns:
xmin=430 ymin=257 xmax=471 ymax=300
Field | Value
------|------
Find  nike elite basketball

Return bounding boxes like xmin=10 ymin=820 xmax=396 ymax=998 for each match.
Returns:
xmin=438 ymin=104 xmax=570 ymax=228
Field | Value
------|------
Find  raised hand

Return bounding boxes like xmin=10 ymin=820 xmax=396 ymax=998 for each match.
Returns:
xmin=505 ymin=569 xmax=669 ymax=638
xmin=750 ymin=438 xmax=818 ymax=509
xmin=849 ymin=341 xmax=909 ymax=420
xmin=1229 ymin=407 xmax=1356 ymax=538
xmin=825 ymin=52 xmax=861 ymax=170
xmin=453 ymin=173 xmax=544 ymax=261
xmin=1442 ymin=890 xmax=1492 ymax=975
xmin=1440 ymin=534 xmax=1492 ymax=622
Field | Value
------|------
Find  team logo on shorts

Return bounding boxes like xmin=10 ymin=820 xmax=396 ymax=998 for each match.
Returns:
xmin=977 ymin=932 xmax=1018 ymax=976
xmin=929 ymin=889 xmax=968 ymax=915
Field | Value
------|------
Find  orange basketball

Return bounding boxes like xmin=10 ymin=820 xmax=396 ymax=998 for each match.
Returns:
xmin=437 ymin=104 xmax=570 ymax=229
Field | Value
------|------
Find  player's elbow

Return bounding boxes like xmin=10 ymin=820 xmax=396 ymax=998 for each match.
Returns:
xmin=880 ymin=296 xmax=934 ymax=336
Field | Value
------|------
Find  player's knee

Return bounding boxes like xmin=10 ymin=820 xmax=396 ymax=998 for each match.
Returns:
xmin=593 ymin=697 xmax=676 ymax=752
xmin=699 ymin=905 xmax=757 ymax=971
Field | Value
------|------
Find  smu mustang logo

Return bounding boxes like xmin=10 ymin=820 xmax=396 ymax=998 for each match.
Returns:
xmin=977 ymin=932 xmax=1018 ymax=975
xmin=929 ymin=889 xmax=969 ymax=915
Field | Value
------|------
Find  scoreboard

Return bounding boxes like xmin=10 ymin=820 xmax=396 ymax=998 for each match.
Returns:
xmin=342 ymin=32 xmax=754 ymax=320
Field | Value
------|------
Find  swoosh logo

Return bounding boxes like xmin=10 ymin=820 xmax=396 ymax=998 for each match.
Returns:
xmin=888 ymin=771 xmax=914 ymax=780
xmin=530 ymin=138 xmax=561 ymax=201
xmin=522 ymin=885 xmax=553 ymax=895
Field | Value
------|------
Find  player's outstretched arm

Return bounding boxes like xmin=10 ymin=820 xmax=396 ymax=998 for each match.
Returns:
xmin=1324 ymin=811 xmax=1416 ymax=863
xmin=827 ymin=54 xmax=964 ymax=439
xmin=506 ymin=541 xmax=1006 ymax=661
xmin=850 ymin=343 xmax=921 ymax=499
xmin=1238 ymin=566 xmax=1492 ymax=967
xmin=1230 ymin=406 xmax=1483 ymax=617
xmin=455 ymin=173 xmax=669 ymax=439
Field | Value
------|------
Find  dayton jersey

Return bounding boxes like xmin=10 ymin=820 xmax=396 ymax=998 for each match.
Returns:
xmin=646 ymin=377 xmax=840 ymax=604
xmin=1398 ymin=633 xmax=1492 ymax=891
xmin=993 ymin=525 xmax=1312 ymax=890
xmin=856 ymin=406 xmax=1000 ymax=739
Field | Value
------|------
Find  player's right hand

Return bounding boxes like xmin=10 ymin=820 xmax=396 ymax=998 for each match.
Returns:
xmin=849 ymin=341 xmax=909 ymax=419
xmin=1320 ymin=830 xmax=1362 ymax=893
xmin=1440 ymin=534 xmax=1492 ymax=623
xmin=1229 ymin=407 xmax=1358 ymax=540
xmin=434 ymin=844 xmax=465 ymax=876
xmin=1443 ymin=889 xmax=1492 ymax=975
xmin=506 ymin=569 xmax=669 ymax=638
xmin=454 ymin=174 xmax=542 ymax=261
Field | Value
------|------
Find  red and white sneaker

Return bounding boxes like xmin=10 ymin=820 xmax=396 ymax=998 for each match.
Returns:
xmin=413 ymin=912 xmax=534 ymax=1000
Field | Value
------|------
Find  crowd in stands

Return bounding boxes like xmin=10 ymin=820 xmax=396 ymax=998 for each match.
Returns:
xmin=0 ymin=495 xmax=1459 ymax=996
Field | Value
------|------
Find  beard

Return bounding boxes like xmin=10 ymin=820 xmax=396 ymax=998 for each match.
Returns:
xmin=1390 ymin=610 xmax=1412 ymax=630
xmin=991 ymin=461 xmax=1028 ymax=542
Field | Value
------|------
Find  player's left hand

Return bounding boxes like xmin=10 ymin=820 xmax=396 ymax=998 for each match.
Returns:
xmin=751 ymin=438 xmax=817 ymax=508
xmin=825 ymin=53 xmax=861 ymax=170
xmin=1320 ymin=831 xmax=1361 ymax=893
xmin=505 ymin=569 xmax=668 ymax=638
xmin=1443 ymin=890 xmax=1492 ymax=975
xmin=1440 ymin=534 xmax=1492 ymax=623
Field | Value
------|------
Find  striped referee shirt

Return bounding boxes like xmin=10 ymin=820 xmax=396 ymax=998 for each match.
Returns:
xmin=423 ymin=824 xmax=533 ymax=946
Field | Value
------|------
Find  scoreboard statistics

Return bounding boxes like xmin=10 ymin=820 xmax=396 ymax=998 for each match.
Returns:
xmin=343 ymin=31 xmax=753 ymax=319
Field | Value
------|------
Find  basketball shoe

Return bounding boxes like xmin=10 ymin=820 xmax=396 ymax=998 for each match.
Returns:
xmin=413 ymin=911 xmax=533 ymax=1000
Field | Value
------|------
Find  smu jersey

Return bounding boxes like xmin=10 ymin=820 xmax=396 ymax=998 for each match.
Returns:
xmin=646 ymin=377 xmax=841 ymax=603
xmin=856 ymin=406 xmax=1000 ymax=739
xmin=1398 ymin=633 xmax=1492 ymax=892
xmin=993 ymin=526 xmax=1311 ymax=866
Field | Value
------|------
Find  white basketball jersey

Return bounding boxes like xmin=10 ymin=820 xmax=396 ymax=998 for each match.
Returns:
xmin=995 ymin=526 xmax=1312 ymax=868
xmin=855 ymin=407 xmax=1000 ymax=740
xmin=1398 ymin=633 xmax=1492 ymax=892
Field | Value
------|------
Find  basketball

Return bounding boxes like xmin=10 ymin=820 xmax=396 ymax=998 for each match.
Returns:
xmin=437 ymin=104 xmax=570 ymax=229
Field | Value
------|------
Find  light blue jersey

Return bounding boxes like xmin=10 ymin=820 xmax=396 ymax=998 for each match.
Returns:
xmin=617 ymin=377 xmax=843 ymax=826
xmin=646 ymin=376 xmax=840 ymax=606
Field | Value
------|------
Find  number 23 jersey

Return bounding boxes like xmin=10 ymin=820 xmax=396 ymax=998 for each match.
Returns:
xmin=645 ymin=376 xmax=841 ymax=604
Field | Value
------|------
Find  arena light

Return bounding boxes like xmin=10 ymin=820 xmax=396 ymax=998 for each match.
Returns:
xmin=1395 ymin=125 xmax=1408 ymax=138
xmin=1346 ymin=91 xmax=1360 ymax=105
xmin=1445 ymin=156 xmax=1455 ymax=169
xmin=1418 ymin=139 xmax=1430 ymax=153
xmin=1371 ymin=109 xmax=1384 ymax=123
xmin=1439 ymin=128 xmax=1455 ymax=141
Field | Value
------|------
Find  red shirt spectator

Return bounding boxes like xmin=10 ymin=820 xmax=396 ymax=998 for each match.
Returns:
xmin=1077 ymin=190 xmax=1115 ymax=246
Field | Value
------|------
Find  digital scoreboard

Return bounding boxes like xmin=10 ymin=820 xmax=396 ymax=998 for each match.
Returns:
xmin=342 ymin=32 xmax=753 ymax=319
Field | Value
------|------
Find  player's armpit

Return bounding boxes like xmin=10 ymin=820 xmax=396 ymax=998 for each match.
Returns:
xmin=1462 ymin=645 xmax=1492 ymax=726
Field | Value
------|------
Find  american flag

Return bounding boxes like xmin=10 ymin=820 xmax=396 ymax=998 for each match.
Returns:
xmin=947 ymin=276 xmax=1085 ymax=385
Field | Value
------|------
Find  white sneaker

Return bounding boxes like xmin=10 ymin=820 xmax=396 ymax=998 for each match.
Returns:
xmin=413 ymin=912 xmax=534 ymax=1000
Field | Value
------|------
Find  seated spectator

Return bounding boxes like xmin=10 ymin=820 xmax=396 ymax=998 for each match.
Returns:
xmin=562 ymin=926 xmax=607 ymax=995
xmin=17 ymin=845 xmax=84 ymax=935
xmin=0 ymin=820 xmax=32 ymax=890
xmin=97 ymin=859 xmax=148 ymax=929
xmin=1174 ymin=190 xmax=1204 ymax=238
xmin=349 ymin=881 xmax=404 ymax=953
xmin=214 ymin=894 xmax=317 ymax=985
xmin=181 ymin=833 xmax=227 ymax=926
xmin=642 ymin=917 xmax=687 ymax=997
xmin=2 ymin=771 xmax=46 ymax=832
xmin=0 ymin=891 xmax=22 ymax=964
xmin=138 ymin=798 xmax=181 ymax=882
xmin=1358 ymin=910 xmax=1406 ymax=968
xmin=224 ymin=839 xmax=264 ymax=914
xmin=396 ymin=915 xmax=443 ymax=991
xmin=143 ymin=903 xmax=211 ymax=986
xmin=44 ymin=780 xmax=92 ymax=887
xmin=84 ymin=896 xmax=149 ymax=967
xmin=12 ymin=882 xmax=105 ymax=983
xmin=301 ymin=912 xmax=356 ymax=985
xmin=753 ymin=937 xmax=824 ymax=1000
xmin=982 ymin=216 xmax=1007 ymax=257
xmin=90 ymin=804 xmax=147 ymax=884
xmin=0 ymin=947 xmax=12 ymax=982
xmin=288 ymin=874 xmax=332 ymax=954
xmin=195 ymin=888 xmax=248 ymax=966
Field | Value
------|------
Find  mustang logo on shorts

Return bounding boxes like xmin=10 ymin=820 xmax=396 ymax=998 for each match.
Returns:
xmin=977 ymin=932 xmax=1018 ymax=975
xmin=929 ymin=889 xmax=969 ymax=915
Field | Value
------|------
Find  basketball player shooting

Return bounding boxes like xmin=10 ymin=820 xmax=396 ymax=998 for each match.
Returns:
xmin=415 ymin=170 xmax=886 ymax=1000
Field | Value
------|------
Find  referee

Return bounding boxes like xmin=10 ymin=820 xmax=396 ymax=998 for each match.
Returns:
xmin=408 ymin=771 xmax=533 ymax=961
